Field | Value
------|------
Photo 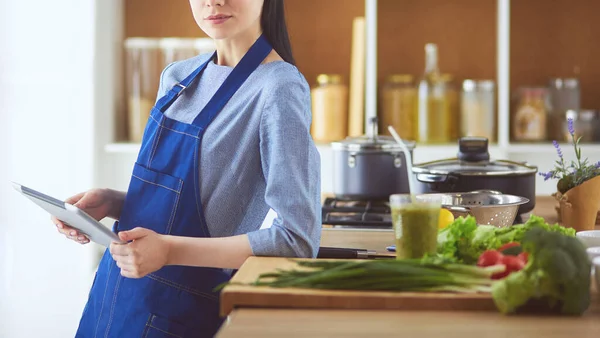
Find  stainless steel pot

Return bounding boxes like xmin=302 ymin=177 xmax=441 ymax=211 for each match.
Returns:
xmin=331 ymin=123 xmax=416 ymax=201
xmin=412 ymin=137 xmax=538 ymax=215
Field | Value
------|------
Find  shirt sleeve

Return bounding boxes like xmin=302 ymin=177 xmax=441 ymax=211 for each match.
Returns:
xmin=246 ymin=72 xmax=322 ymax=258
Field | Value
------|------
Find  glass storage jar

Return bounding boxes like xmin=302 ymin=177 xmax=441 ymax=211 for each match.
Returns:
xmin=461 ymin=80 xmax=496 ymax=142
xmin=512 ymin=87 xmax=549 ymax=142
xmin=380 ymin=74 xmax=417 ymax=140
xmin=125 ymin=38 xmax=161 ymax=143
xmin=159 ymin=38 xmax=199 ymax=68
xmin=310 ymin=74 xmax=349 ymax=143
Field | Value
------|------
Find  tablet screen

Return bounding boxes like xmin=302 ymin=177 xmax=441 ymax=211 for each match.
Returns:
xmin=21 ymin=185 xmax=66 ymax=210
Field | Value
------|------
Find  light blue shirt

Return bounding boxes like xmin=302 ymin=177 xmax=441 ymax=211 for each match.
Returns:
xmin=157 ymin=53 xmax=321 ymax=258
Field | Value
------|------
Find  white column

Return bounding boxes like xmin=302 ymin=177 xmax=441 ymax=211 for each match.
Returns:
xmin=497 ymin=0 xmax=511 ymax=149
xmin=365 ymin=0 xmax=378 ymax=137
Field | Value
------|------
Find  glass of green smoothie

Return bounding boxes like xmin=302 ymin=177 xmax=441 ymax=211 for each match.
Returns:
xmin=390 ymin=194 xmax=442 ymax=260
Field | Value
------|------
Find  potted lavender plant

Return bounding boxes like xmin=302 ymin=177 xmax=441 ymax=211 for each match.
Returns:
xmin=540 ymin=118 xmax=600 ymax=231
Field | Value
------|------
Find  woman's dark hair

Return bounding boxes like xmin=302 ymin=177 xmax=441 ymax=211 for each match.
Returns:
xmin=261 ymin=0 xmax=295 ymax=65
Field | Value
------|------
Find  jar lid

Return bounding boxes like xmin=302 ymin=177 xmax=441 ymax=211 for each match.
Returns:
xmin=462 ymin=79 xmax=495 ymax=91
xmin=566 ymin=109 xmax=600 ymax=121
xmin=413 ymin=158 xmax=537 ymax=176
xmin=316 ymin=74 xmax=343 ymax=86
xmin=331 ymin=135 xmax=416 ymax=152
xmin=159 ymin=38 xmax=199 ymax=50
xmin=125 ymin=38 xmax=160 ymax=49
xmin=195 ymin=38 xmax=216 ymax=53
xmin=386 ymin=74 xmax=413 ymax=84
xmin=549 ymin=78 xmax=579 ymax=89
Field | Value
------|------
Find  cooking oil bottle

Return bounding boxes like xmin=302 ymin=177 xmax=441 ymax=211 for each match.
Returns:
xmin=417 ymin=43 xmax=451 ymax=144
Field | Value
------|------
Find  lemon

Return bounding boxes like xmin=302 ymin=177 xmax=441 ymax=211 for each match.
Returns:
xmin=438 ymin=208 xmax=455 ymax=229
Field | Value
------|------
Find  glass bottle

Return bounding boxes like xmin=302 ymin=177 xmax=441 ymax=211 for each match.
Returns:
xmin=380 ymin=74 xmax=418 ymax=140
xmin=513 ymin=87 xmax=548 ymax=142
xmin=417 ymin=44 xmax=451 ymax=144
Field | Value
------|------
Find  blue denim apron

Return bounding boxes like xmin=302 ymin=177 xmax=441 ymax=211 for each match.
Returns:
xmin=76 ymin=35 xmax=272 ymax=338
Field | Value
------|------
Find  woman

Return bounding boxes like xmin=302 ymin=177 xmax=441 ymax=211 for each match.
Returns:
xmin=52 ymin=0 xmax=321 ymax=336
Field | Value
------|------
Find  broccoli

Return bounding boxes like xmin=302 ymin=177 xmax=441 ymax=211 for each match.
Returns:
xmin=491 ymin=227 xmax=591 ymax=315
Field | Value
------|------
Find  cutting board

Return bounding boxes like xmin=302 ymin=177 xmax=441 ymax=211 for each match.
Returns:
xmin=220 ymin=257 xmax=496 ymax=316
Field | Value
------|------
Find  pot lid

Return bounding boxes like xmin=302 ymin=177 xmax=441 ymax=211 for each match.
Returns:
xmin=413 ymin=158 xmax=538 ymax=176
xmin=331 ymin=135 xmax=416 ymax=152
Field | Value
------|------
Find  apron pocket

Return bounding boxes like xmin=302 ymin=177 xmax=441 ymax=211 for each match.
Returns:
xmin=119 ymin=162 xmax=183 ymax=235
xmin=142 ymin=314 xmax=186 ymax=338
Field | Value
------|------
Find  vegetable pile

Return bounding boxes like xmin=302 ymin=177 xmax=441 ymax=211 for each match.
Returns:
xmin=250 ymin=259 xmax=505 ymax=293
xmin=437 ymin=215 xmax=576 ymax=264
xmin=491 ymin=227 xmax=591 ymax=315
xmin=222 ymin=214 xmax=592 ymax=316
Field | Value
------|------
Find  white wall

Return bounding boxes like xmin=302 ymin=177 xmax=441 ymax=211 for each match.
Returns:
xmin=0 ymin=1 xmax=99 ymax=337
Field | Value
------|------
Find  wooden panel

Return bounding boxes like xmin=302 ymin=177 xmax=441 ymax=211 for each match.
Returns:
xmin=124 ymin=0 xmax=364 ymax=88
xmin=286 ymin=0 xmax=364 ymax=87
xmin=378 ymin=0 xmax=497 ymax=83
xmin=511 ymin=0 xmax=600 ymax=111
xmin=220 ymin=256 xmax=496 ymax=317
xmin=125 ymin=0 xmax=206 ymax=38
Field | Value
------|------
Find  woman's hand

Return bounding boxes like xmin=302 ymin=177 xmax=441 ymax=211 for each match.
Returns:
xmin=109 ymin=228 xmax=171 ymax=279
xmin=52 ymin=189 xmax=119 ymax=245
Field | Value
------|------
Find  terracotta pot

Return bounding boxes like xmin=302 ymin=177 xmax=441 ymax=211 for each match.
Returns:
xmin=555 ymin=175 xmax=600 ymax=232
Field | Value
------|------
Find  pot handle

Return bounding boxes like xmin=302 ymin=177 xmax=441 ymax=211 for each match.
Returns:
xmin=416 ymin=173 xmax=449 ymax=183
xmin=443 ymin=205 xmax=471 ymax=213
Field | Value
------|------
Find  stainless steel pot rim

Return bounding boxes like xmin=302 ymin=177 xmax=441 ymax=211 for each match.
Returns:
xmin=331 ymin=135 xmax=416 ymax=152
xmin=417 ymin=191 xmax=530 ymax=207
xmin=412 ymin=158 xmax=538 ymax=176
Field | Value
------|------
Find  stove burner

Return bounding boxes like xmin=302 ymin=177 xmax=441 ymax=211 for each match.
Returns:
xmin=322 ymin=198 xmax=392 ymax=228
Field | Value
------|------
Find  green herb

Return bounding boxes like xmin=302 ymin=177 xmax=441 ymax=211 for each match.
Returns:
xmin=539 ymin=117 xmax=600 ymax=194
xmin=491 ymin=227 xmax=591 ymax=315
xmin=238 ymin=259 xmax=505 ymax=293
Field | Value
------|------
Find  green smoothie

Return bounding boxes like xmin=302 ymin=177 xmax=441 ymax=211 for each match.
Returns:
xmin=392 ymin=203 xmax=440 ymax=259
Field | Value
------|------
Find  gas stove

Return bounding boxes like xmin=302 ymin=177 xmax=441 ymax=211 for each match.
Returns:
xmin=322 ymin=198 xmax=392 ymax=229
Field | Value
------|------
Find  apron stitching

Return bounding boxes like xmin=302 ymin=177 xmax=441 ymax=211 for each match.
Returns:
xmin=93 ymin=257 xmax=113 ymax=338
xmin=146 ymin=325 xmax=183 ymax=338
xmin=148 ymin=122 xmax=164 ymax=167
xmin=132 ymin=175 xmax=181 ymax=194
xmin=140 ymin=314 xmax=153 ymax=337
xmin=193 ymin=142 xmax=208 ymax=237
xmin=166 ymin=180 xmax=183 ymax=234
xmin=104 ymin=274 xmax=123 ymax=338
xmin=150 ymin=114 xmax=201 ymax=139
xmin=147 ymin=274 xmax=218 ymax=301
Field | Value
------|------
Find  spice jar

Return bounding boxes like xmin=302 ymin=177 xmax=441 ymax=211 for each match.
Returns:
xmin=380 ymin=74 xmax=417 ymax=140
xmin=461 ymin=80 xmax=496 ymax=142
xmin=513 ymin=87 xmax=549 ymax=142
xmin=310 ymin=74 xmax=349 ymax=143
xmin=125 ymin=38 xmax=161 ymax=143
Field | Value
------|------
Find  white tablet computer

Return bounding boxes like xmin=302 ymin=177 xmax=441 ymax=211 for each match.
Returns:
xmin=11 ymin=182 xmax=124 ymax=247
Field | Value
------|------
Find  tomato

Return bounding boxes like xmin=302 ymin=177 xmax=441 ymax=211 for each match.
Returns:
xmin=517 ymin=252 xmax=529 ymax=264
xmin=477 ymin=250 xmax=504 ymax=267
xmin=502 ymin=255 xmax=526 ymax=272
xmin=499 ymin=242 xmax=520 ymax=252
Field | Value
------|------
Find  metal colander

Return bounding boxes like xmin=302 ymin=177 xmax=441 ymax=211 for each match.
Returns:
xmin=418 ymin=190 xmax=530 ymax=227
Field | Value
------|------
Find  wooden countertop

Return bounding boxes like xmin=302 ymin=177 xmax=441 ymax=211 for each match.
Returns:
xmin=215 ymin=196 xmax=600 ymax=337
xmin=216 ymin=306 xmax=600 ymax=338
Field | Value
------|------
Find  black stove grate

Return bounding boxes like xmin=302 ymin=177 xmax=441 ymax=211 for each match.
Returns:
xmin=322 ymin=198 xmax=393 ymax=228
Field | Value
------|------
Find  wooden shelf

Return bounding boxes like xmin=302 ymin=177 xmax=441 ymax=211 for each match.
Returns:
xmin=511 ymin=0 xmax=600 ymax=111
xmin=378 ymin=0 xmax=497 ymax=84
